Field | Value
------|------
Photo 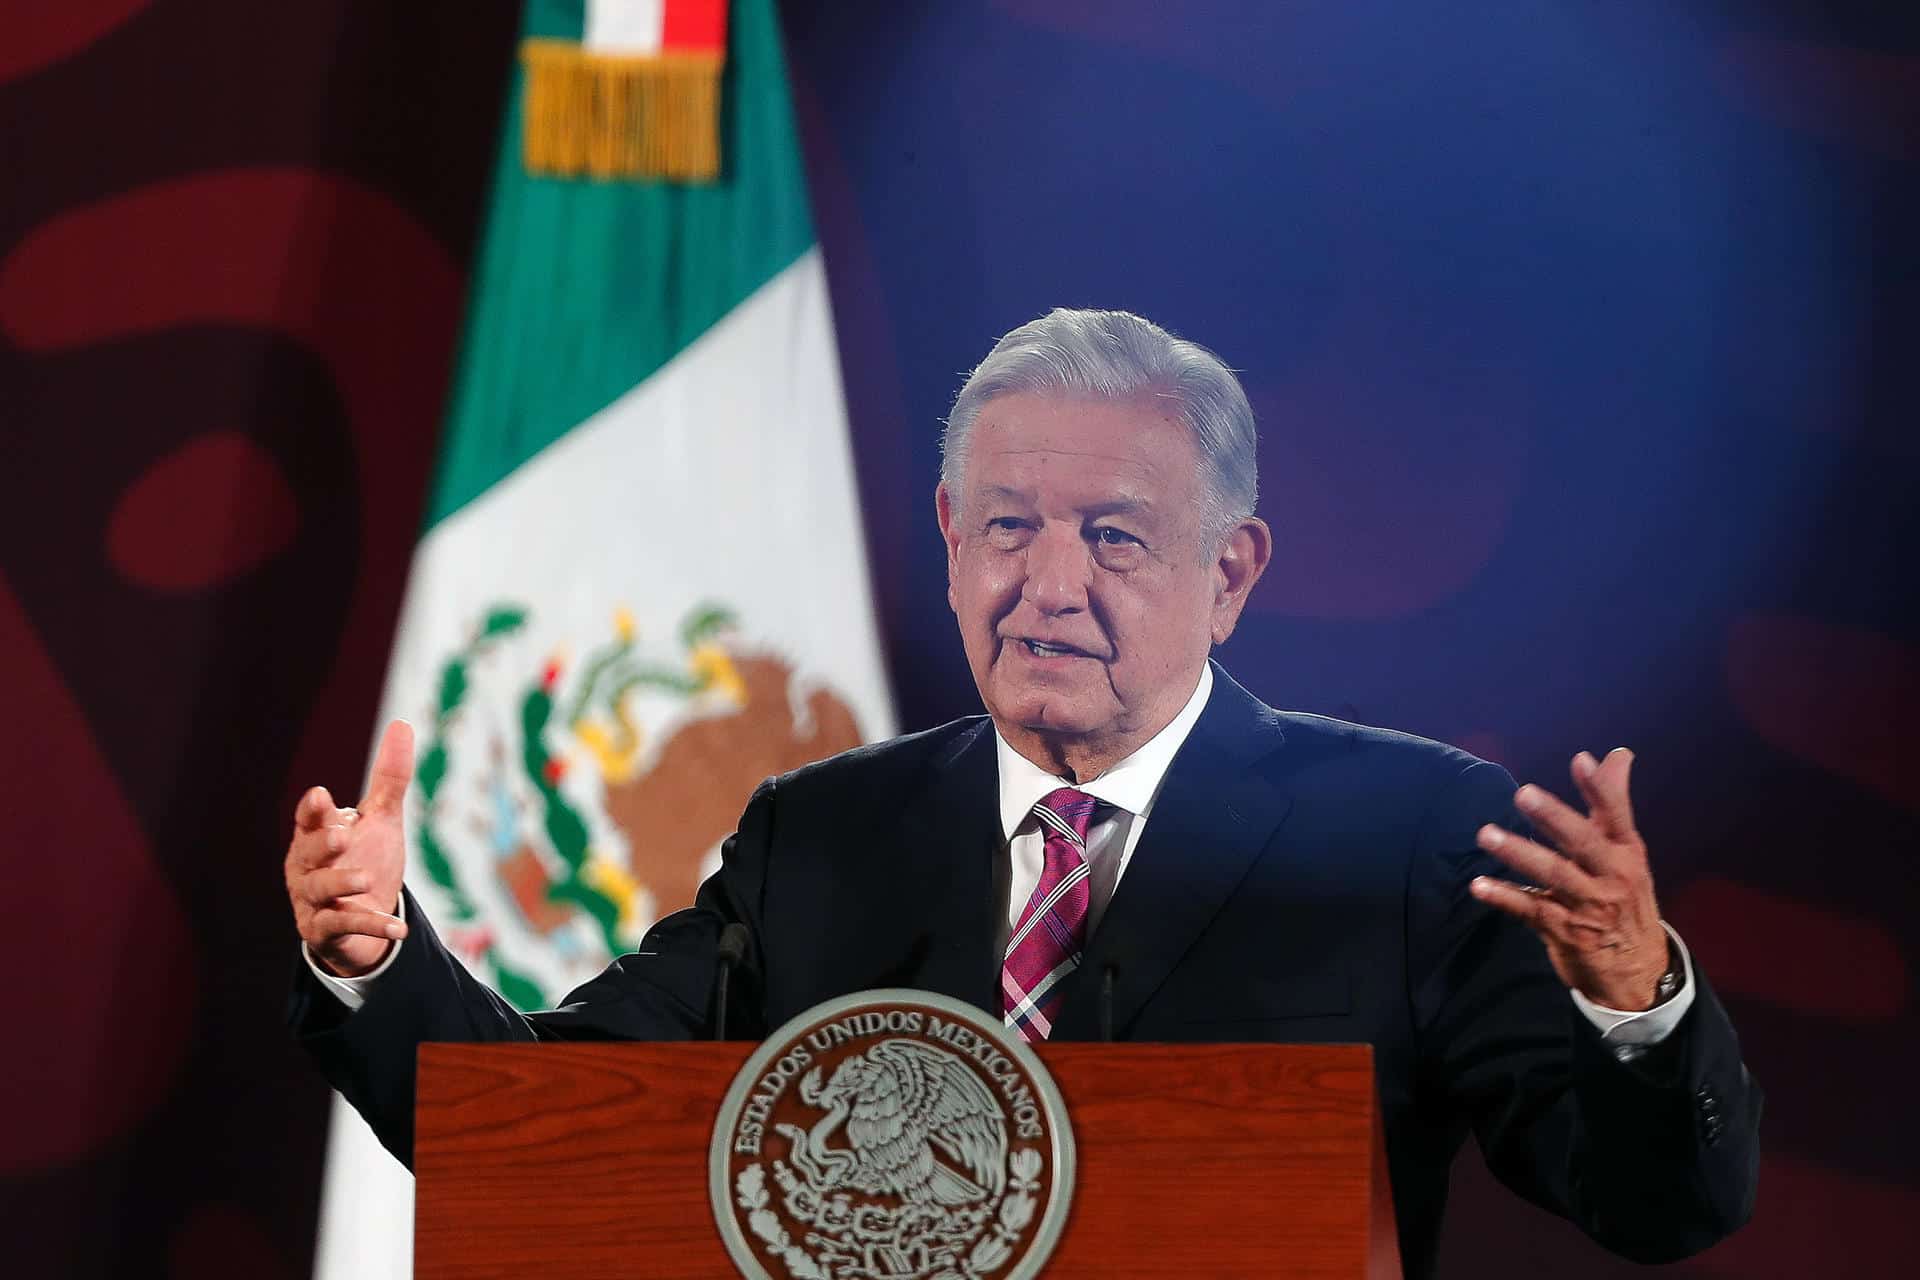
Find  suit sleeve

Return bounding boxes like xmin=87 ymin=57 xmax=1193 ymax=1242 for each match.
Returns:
xmin=286 ymin=777 xmax=779 ymax=1167
xmin=1406 ymin=760 xmax=1762 ymax=1262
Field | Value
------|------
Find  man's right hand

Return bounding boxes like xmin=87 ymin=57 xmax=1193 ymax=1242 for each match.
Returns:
xmin=285 ymin=719 xmax=414 ymax=976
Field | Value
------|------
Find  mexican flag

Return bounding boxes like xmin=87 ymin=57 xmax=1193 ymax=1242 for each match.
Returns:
xmin=312 ymin=1 xmax=895 ymax=1275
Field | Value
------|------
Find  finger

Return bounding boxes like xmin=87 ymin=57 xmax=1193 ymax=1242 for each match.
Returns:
xmin=362 ymin=720 xmax=415 ymax=816
xmin=1471 ymin=875 xmax=1573 ymax=933
xmin=288 ymin=819 xmax=346 ymax=872
xmin=298 ymin=865 xmax=374 ymax=907
xmin=309 ymin=906 xmax=408 ymax=942
xmin=1476 ymin=825 xmax=1597 ymax=897
xmin=1588 ymin=747 xmax=1638 ymax=838
xmin=1569 ymin=752 xmax=1631 ymax=845
xmin=294 ymin=786 xmax=337 ymax=831
xmin=1513 ymin=783 xmax=1611 ymax=872
xmin=298 ymin=817 xmax=361 ymax=870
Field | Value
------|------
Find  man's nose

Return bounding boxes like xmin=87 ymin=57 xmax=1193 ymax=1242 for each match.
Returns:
xmin=1020 ymin=525 xmax=1090 ymax=615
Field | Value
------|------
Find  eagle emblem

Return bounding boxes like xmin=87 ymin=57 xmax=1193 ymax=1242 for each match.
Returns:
xmin=777 ymin=1039 xmax=1008 ymax=1208
xmin=713 ymin=991 xmax=1074 ymax=1280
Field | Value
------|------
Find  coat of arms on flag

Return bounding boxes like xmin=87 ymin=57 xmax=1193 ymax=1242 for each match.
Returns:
xmin=409 ymin=601 xmax=862 ymax=1009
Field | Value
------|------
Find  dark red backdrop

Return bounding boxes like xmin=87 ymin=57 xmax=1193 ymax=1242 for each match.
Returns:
xmin=1 ymin=3 xmax=1914 ymax=1278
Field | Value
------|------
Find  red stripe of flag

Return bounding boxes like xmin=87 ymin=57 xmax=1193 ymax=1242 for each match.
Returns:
xmin=662 ymin=0 xmax=727 ymax=53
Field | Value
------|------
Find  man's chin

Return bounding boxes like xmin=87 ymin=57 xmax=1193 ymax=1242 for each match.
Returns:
xmin=984 ymin=679 xmax=1113 ymax=740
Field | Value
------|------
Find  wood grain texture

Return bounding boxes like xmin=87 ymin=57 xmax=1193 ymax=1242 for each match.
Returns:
xmin=415 ymin=1041 xmax=1384 ymax=1278
xmin=416 ymin=1042 xmax=752 ymax=1279
xmin=1039 ymin=1043 xmax=1377 ymax=1277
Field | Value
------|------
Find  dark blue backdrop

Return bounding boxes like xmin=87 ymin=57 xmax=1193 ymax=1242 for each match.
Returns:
xmin=780 ymin=3 xmax=1918 ymax=1275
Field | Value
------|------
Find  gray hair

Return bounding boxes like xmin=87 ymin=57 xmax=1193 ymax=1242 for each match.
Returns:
xmin=941 ymin=308 xmax=1259 ymax=550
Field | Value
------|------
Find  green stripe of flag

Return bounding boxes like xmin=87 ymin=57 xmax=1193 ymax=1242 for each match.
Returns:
xmin=425 ymin=0 xmax=817 ymax=528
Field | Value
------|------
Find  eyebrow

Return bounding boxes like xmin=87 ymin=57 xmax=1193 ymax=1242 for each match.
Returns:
xmin=974 ymin=485 xmax=1155 ymax=518
xmin=1083 ymin=499 xmax=1153 ymax=519
xmin=974 ymin=484 xmax=1032 ymax=506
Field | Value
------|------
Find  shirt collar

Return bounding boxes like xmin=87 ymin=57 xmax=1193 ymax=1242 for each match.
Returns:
xmin=993 ymin=663 xmax=1215 ymax=842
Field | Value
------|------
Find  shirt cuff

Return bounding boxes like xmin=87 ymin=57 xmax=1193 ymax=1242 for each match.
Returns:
xmin=1568 ymin=921 xmax=1696 ymax=1057
xmin=301 ymin=894 xmax=406 ymax=1011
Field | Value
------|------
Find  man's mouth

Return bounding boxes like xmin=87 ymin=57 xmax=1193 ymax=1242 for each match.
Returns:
xmin=1015 ymin=638 xmax=1093 ymax=660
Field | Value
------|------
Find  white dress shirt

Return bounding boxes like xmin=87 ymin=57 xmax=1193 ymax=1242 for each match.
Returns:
xmin=314 ymin=661 xmax=1695 ymax=1046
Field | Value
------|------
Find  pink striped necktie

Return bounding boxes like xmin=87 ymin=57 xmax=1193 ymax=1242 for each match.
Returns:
xmin=1002 ymin=787 xmax=1098 ymax=1041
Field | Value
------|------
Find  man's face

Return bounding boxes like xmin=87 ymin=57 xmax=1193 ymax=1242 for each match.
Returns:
xmin=936 ymin=392 xmax=1263 ymax=775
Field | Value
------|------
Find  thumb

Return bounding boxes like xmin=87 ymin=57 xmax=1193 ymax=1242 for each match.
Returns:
xmin=361 ymin=719 xmax=415 ymax=816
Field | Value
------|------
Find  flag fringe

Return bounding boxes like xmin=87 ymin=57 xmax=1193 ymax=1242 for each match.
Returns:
xmin=521 ymin=39 xmax=724 ymax=182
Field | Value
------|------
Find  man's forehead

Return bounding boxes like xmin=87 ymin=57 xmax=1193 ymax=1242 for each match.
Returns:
xmin=968 ymin=395 xmax=1197 ymax=482
xmin=972 ymin=390 xmax=1187 ymax=440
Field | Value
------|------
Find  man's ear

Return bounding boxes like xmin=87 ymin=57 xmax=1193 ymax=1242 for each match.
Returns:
xmin=1209 ymin=516 xmax=1272 ymax=645
xmin=935 ymin=483 xmax=963 ymax=610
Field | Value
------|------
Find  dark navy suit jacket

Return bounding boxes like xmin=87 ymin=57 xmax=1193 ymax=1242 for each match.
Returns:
xmin=292 ymin=662 xmax=1760 ymax=1277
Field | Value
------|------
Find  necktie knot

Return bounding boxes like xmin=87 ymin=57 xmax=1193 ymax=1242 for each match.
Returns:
xmin=1034 ymin=786 xmax=1100 ymax=847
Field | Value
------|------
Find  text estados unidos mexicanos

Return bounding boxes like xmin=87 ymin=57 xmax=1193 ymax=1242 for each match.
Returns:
xmin=731 ymin=1011 xmax=1047 ymax=1155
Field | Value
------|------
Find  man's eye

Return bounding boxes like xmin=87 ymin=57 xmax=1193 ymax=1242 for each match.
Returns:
xmin=1093 ymin=527 xmax=1141 ymax=547
xmin=985 ymin=518 xmax=1033 ymax=544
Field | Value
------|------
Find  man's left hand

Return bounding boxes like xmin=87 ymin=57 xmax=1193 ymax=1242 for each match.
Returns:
xmin=1470 ymin=748 xmax=1670 ymax=1011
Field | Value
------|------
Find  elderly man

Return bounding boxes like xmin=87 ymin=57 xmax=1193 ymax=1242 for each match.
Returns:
xmin=287 ymin=309 xmax=1759 ymax=1276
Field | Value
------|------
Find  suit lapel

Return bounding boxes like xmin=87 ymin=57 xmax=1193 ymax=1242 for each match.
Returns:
xmin=887 ymin=718 xmax=1003 ymax=1014
xmin=1050 ymin=664 xmax=1295 ymax=1041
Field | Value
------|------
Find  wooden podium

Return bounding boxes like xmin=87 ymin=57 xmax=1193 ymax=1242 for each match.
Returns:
xmin=415 ymin=1041 xmax=1401 ymax=1278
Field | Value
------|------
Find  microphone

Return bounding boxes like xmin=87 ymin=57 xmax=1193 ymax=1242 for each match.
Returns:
xmin=1098 ymin=961 xmax=1120 ymax=1043
xmin=713 ymin=923 xmax=750 ymax=1041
